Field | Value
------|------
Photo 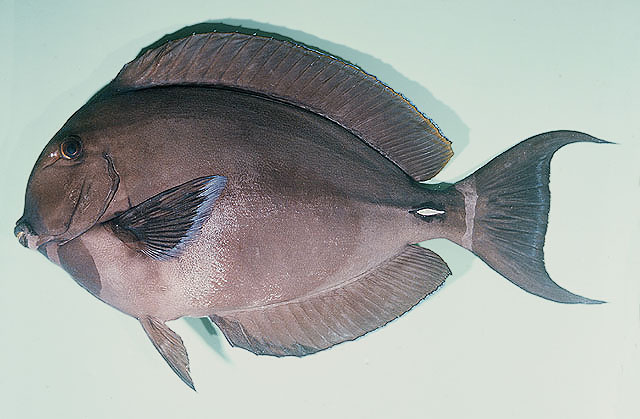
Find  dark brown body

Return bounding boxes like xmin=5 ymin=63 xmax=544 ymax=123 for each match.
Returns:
xmin=16 ymin=32 xmax=604 ymax=389
xmin=50 ymin=86 xmax=465 ymax=320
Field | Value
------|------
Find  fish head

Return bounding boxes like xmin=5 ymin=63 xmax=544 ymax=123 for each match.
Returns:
xmin=15 ymin=127 xmax=119 ymax=254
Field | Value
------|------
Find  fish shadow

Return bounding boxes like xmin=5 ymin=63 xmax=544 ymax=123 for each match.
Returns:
xmin=183 ymin=317 xmax=231 ymax=363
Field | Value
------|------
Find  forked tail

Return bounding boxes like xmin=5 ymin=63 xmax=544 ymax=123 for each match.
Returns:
xmin=453 ymin=130 xmax=610 ymax=304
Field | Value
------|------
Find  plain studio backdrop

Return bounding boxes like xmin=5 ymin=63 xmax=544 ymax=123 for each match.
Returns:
xmin=1 ymin=1 xmax=638 ymax=418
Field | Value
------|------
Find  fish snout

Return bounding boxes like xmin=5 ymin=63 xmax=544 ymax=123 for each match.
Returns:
xmin=14 ymin=220 xmax=41 ymax=250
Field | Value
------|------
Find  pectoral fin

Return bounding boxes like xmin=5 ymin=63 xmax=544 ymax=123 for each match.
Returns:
xmin=140 ymin=316 xmax=194 ymax=390
xmin=105 ymin=176 xmax=226 ymax=260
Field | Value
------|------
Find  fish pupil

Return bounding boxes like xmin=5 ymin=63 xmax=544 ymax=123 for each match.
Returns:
xmin=61 ymin=137 xmax=81 ymax=159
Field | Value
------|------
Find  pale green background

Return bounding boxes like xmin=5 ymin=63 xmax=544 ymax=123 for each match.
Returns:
xmin=1 ymin=0 xmax=639 ymax=418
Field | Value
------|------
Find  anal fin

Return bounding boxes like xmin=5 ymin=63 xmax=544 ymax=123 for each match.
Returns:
xmin=140 ymin=317 xmax=194 ymax=390
xmin=211 ymin=245 xmax=451 ymax=357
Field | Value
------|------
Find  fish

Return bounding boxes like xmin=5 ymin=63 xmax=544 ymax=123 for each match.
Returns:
xmin=14 ymin=31 xmax=609 ymax=390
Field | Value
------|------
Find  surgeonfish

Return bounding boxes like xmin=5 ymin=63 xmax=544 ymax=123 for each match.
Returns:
xmin=14 ymin=31 xmax=608 ymax=389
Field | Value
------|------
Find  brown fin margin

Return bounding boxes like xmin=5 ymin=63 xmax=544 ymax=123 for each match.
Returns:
xmin=140 ymin=317 xmax=195 ymax=390
xmin=210 ymin=245 xmax=451 ymax=357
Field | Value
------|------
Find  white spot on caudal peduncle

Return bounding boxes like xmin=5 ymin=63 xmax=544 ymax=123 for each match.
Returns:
xmin=416 ymin=208 xmax=445 ymax=216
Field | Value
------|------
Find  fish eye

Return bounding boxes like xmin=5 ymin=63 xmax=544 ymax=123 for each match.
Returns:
xmin=60 ymin=136 xmax=82 ymax=160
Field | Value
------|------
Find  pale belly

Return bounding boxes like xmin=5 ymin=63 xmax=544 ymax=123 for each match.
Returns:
xmin=57 ymin=181 xmax=417 ymax=321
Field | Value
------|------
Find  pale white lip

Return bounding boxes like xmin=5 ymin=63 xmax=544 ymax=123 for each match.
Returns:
xmin=15 ymin=222 xmax=36 ymax=249
xmin=14 ymin=220 xmax=56 ymax=250
xmin=22 ymin=231 xmax=49 ymax=250
xmin=16 ymin=230 xmax=27 ymax=247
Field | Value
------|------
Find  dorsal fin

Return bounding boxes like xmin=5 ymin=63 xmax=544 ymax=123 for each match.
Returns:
xmin=109 ymin=32 xmax=453 ymax=181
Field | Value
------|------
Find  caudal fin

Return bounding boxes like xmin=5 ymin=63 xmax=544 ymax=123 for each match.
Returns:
xmin=455 ymin=130 xmax=610 ymax=304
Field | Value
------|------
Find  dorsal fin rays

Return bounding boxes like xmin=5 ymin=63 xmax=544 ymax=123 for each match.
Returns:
xmin=110 ymin=32 xmax=453 ymax=181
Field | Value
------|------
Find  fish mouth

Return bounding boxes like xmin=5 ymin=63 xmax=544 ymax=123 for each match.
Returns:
xmin=14 ymin=221 xmax=61 ymax=264
xmin=13 ymin=220 xmax=47 ymax=250
xmin=15 ymin=229 xmax=28 ymax=248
